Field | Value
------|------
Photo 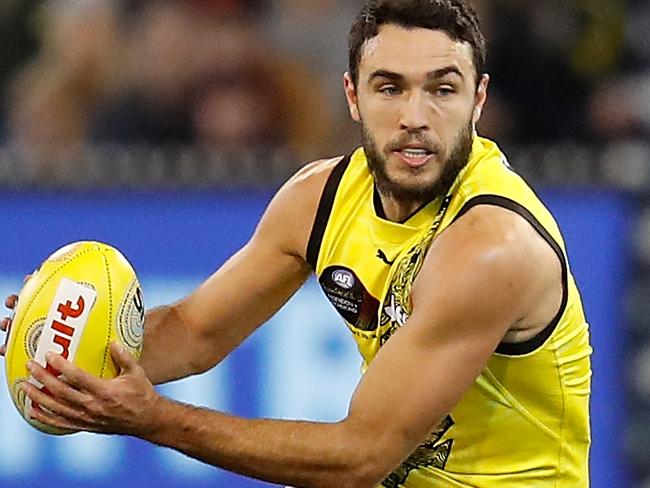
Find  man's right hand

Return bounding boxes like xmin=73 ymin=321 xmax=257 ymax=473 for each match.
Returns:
xmin=1 ymin=294 xmax=18 ymax=356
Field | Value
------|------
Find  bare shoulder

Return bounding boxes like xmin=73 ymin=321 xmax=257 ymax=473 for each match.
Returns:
xmin=438 ymin=204 xmax=544 ymax=259
xmin=412 ymin=204 xmax=562 ymax=335
xmin=284 ymin=156 xmax=343 ymax=194
xmin=446 ymin=204 xmax=562 ymax=295
xmin=276 ymin=156 xmax=344 ymax=216
xmin=253 ymin=156 xmax=345 ymax=261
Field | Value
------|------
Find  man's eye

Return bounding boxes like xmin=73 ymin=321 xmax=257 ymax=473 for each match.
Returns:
xmin=380 ymin=86 xmax=402 ymax=96
xmin=435 ymin=87 xmax=455 ymax=97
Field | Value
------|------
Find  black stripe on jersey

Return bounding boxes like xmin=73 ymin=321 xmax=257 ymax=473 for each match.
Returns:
xmin=453 ymin=195 xmax=569 ymax=356
xmin=306 ymin=155 xmax=352 ymax=270
xmin=373 ymin=186 xmax=387 ymax=220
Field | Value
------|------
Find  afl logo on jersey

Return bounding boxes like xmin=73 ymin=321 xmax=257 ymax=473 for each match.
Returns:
xmin=320 ymin=266 xmax=380 ymax=332
xmin=332 ymin=269 xmax=355 ymax=289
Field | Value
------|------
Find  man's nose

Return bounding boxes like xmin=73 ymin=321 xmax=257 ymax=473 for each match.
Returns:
xmin=399 ymin=92 xmax=430 ymax=131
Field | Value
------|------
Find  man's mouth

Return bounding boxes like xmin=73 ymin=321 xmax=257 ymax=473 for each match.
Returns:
xmin=393 ymin=147 xmax=435 ymax=168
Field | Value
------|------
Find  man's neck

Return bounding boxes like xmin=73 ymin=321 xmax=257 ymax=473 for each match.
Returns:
xmin=378 ymin=192 xmax=429 ymax=223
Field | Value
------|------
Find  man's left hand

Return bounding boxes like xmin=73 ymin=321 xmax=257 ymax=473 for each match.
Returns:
xmin=21 ymin=342 xmax=160 ymax=435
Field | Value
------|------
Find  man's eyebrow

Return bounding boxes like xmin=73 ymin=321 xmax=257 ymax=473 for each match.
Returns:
xmin=426 ymin=66 xmax=464 ymax=80
xmin=368 ymin=69 xmax=404 ymax=83
xmin=368 ymin=66 xmax=465 ymax=83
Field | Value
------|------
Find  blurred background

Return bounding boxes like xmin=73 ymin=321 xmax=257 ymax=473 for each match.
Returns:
xmin=0 ymin=0 xmax=648 ymax=486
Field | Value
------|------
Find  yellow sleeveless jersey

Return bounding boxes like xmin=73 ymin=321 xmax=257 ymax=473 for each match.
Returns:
xmin=306 ymin=137 xmax=592 ymax=487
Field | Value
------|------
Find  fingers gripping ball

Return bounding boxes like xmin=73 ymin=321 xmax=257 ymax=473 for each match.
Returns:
xmin=4 ymin=241 xmax=145 ymax=435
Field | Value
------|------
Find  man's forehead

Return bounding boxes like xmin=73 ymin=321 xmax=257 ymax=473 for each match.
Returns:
xmin=359 ymin=24 xmax=475 ymax=78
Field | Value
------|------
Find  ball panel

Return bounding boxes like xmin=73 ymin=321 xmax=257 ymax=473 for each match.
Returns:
xmin=103 ymin=244 xmax=144 ymax=362
xmin=24 ymin=277 xmax=98 ymax=436
xmin=6 ymin=243 xmax=104 ymax=379
xmin=47 ymin=242 xmax=85 ymax=262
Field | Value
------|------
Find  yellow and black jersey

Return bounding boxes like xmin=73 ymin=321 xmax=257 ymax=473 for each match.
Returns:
xmin=306 ymin=137 xmax=592 ymax=487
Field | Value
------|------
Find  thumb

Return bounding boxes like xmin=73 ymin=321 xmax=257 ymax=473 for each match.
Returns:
xmin=110 ymin=342 xmax=136 ymax=374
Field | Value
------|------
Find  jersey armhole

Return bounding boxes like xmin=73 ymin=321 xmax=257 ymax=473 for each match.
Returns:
xmin=306 ymin=154 xmax=352 ymax=270
xmin=453 ymin=195 xmax=569 ymax=356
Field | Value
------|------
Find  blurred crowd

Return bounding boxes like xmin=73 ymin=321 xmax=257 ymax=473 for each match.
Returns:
xmin=0 ymin=0 xmax=649 ymax=173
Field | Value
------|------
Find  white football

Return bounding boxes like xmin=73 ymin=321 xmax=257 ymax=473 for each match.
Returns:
xmin=4 ymin=241 xmax=145 ymax=435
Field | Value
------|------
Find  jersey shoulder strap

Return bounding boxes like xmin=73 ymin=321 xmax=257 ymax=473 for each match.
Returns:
xmin=306 ymin=154 xmax=352 ymax=269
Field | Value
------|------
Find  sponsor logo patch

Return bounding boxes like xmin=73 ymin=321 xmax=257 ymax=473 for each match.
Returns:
xmin=319 ymin=266 xmax=379 ymax=331
xmin=27 ymin=278 xmax=97 ymax=414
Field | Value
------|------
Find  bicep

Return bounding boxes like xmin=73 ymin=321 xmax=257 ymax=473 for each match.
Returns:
xmin=173 ymin=163 xmax=327 ymax=352
xmin=178 ymin=237 xmax=310 ymax=338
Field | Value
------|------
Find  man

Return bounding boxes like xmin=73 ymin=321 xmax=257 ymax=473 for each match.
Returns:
xmin=1 ymin=1 xmax=591 ymax=486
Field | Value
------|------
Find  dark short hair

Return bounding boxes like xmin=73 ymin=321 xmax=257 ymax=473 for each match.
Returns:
xmin=349 ymin=0 xmax=486 ymax=87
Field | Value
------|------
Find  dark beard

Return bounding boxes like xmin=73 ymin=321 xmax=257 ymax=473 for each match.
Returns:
xmin=363 ymin=123 xmax=474 ymax=204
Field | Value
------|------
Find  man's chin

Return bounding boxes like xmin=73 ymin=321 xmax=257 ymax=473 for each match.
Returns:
xmin=379 ymin=175 xmax=441 ymax=202
xmin=387 ymin=167 xmax=441 ymax=190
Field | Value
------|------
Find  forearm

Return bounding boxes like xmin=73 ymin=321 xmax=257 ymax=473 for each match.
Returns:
xmin=138 ymin=305 xmax=232 ymax=385
xmin=137 ymin=306 xmax=193 ymax=384
xmin=142 ymin=398 xmax=381 ymax=488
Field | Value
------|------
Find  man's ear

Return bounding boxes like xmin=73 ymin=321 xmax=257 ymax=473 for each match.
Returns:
xmin=344 ymin=72 xmax=361 ymax=122
xmin=473 ymin=73 xmax=490 ymax=125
